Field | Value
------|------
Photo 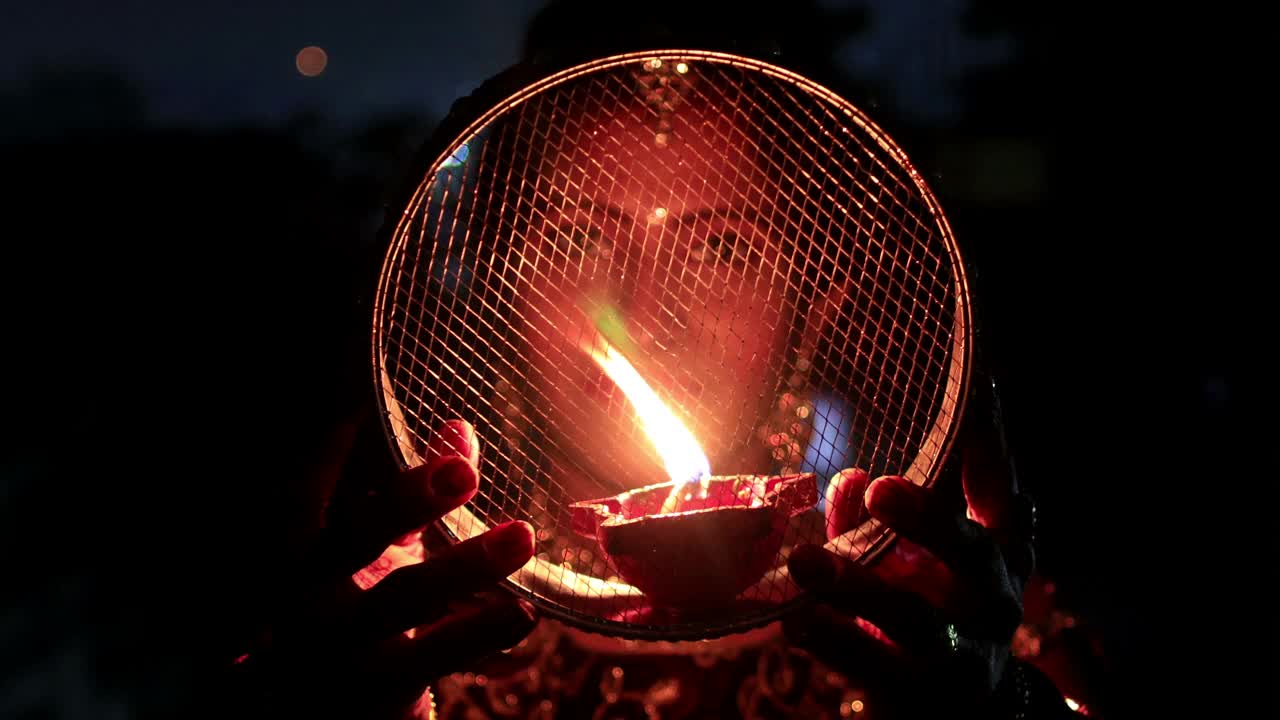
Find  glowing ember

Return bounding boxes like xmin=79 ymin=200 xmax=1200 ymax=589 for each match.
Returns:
xmin=583 ymin=336 xmax=711 ymax=513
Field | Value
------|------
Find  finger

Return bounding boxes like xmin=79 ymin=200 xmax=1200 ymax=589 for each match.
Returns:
xmin=374 ymin=418 xmax=483 ymax=539
xmin=960 ymin=375 xmax=1036 ymax=583
xmin=385 ymin=454 xmax=481 ymax=531
xmin=864 ymin=475 xmax=996 ymax=575
xmin=384 ymin=419 xmax=482 ymax=515
xmin=864 ymin=478 xmax=1024 ymax=640
xmin=313 ymin=457 xmax=480 ymax=578
xmin=788 ymin=544 xmax=945 ymax=650
xmin=783 ymin=603 xmax=899 ymax=687
xmin=424 ymin=418 xmax=481 ymax=467
xmin=824 ymin=468 xmax=871 ymax=540
xmin=358 ymin=419 xmax=482 ymax=533
xmin=354 ymin=520 xmax=535 ymax=638
xmin=961 ymin=369 xmax=1019 ymax=530
xmin=308 ymin=420 xmax=482 ymax=581
xmin=385 ymin=594 xmax=538 ymax=687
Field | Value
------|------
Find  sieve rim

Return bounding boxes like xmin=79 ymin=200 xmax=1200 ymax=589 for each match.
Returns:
xmin=370 ymin=49 xmax=974 ymax=641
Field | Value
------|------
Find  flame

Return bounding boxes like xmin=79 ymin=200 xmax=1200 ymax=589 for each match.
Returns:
xmin=584 ymin=336 xmax=710 ymax=512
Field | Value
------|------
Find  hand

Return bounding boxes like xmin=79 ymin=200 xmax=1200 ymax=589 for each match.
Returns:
xmin=785 ymin=379 xmax=1038 ymax=718
xmin=224 ymin=419 xmax=538 ymax=719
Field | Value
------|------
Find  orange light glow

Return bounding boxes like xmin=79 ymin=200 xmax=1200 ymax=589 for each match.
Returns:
xmin=583 ymin=336 xmax=711 ymax=511
xmin=295 ymin=46 xmax=328 ymax=77
xmin=1065 ymin=697 xmax=1080 ymax=711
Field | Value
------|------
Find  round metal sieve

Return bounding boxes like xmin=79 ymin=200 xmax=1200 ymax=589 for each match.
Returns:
xmin=372 ymin=50 xmax=971 ymax=640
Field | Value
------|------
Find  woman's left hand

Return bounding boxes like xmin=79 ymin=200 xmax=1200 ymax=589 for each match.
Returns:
xmin=222 ymin=419 xmax=538 ymax=719
xmin=785 ymin=379 xmax=1043 ymax=718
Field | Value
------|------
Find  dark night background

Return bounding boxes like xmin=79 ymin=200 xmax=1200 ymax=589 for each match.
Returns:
xmin=0 ymin=1 xmax=1256 ymax=718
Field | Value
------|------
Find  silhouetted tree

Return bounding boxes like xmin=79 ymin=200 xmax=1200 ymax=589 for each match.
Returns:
xmin=0 ymin=63 xmax=147 ymax=142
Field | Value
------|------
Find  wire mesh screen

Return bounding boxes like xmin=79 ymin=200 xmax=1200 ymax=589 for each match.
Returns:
xmin=373 ymin=51 xmax=971 ymax=639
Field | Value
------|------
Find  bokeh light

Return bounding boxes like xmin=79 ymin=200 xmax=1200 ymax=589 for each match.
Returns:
xmin=295 ymin=46 xmax=328 ymax=77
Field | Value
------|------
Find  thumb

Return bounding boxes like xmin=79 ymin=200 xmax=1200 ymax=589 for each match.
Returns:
xmin=961 ymin=366 xmax=1018 ymax=530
